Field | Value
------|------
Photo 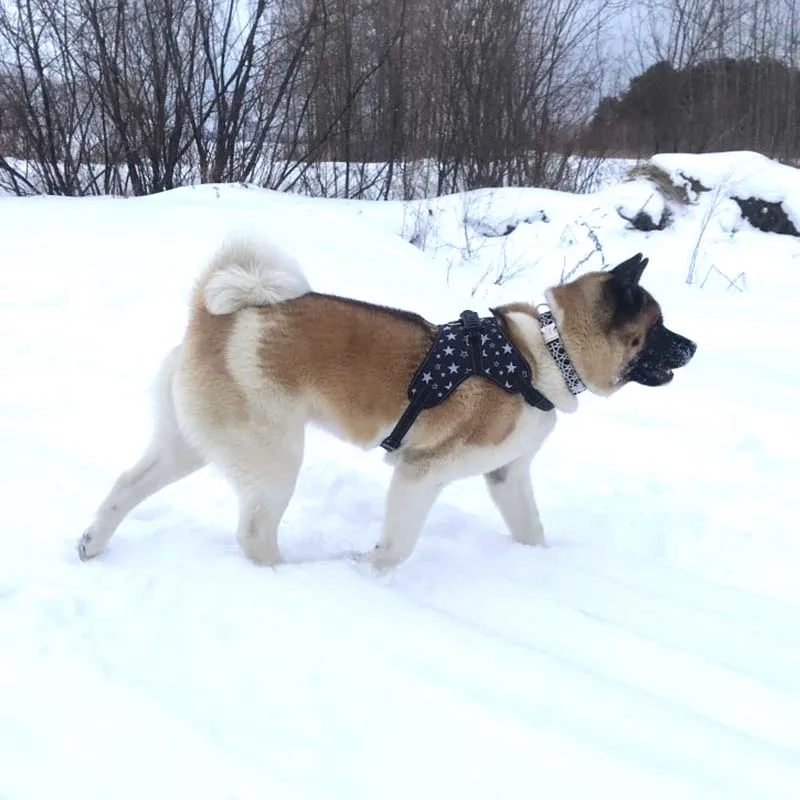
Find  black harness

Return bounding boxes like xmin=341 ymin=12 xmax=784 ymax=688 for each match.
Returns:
xmin=380 ymin=311 xmax=554 ymax=453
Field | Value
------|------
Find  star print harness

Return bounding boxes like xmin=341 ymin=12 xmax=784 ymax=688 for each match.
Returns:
xmin=380 ymin=311 xmax=556 ymax=453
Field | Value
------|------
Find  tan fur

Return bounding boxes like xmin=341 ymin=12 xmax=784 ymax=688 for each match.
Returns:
xmin=255 ymin=295 xmax=437 ymax=446
xmin=547 ymin=273 xmax=661 ymax=395
xmin=77 ymin=236 xmax=676 ymax=570
xmin=180 ymin=305 xmax=246 ymax=425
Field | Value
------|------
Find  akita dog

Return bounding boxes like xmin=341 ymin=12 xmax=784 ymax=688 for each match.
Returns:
xmin=78 ymin=236 xmax=696 ymax=568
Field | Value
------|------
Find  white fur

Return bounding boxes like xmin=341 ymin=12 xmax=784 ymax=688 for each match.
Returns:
xmin=484 ymin=454 xmax=545 ymax=546
xmin=77 ymin=348 xmax=206 ymax=560
xmin=356 ymin=465 xmax=444 ymax=569
xmin=202 ymin=234 xmax=311 ymax=315
xmin=79 ymin=341 xmax=306 ymax=566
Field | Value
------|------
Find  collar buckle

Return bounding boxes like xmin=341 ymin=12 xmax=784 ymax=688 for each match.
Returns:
xmin=541 ymin=321 xmax=559 ymax=344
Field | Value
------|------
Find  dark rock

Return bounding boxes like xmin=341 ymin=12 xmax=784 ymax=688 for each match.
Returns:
xmin=468 ymin=210 xmax=548 ymax=238
xmin=678 ymin=171 xmax=711 ymax=195
xmin=617 ymin=206 xmax=672 ymax=232
xmin=733 ymin=196 xmax=799 ymax=236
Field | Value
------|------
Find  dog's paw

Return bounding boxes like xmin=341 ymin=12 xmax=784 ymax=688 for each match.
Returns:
xmin=241 ymin=546 xmax=283 ymax=568
xmin=353 ymin=546 xmax=405 ymax=572
xmin=512 ymin=526 xmax=547 ymax=548
xmin=516 ymin=536 xmax=548 ymax=548
xmin=76 ymin=528 xmax=103 ymax=562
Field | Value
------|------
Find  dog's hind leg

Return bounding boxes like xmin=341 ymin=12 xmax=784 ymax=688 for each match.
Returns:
xmin=219 ymin=424 xmax=305 ymax=567
xmin=77 ymin=349 xmax=206 ymax=561
xmin=358 ymin=464 xmax=443 ymax=570
xmin=485 ymin=455 xmax=546 ymax=547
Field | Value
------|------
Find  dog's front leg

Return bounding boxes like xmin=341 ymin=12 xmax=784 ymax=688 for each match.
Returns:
xmin=359 ymin=465 xmax=442 ymax=570
xmin=485 ymin=455 xmax=546 ymax=547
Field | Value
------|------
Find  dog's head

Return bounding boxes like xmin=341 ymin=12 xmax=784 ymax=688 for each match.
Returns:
xmin=547 ymin=254 xmax=696 ymax=396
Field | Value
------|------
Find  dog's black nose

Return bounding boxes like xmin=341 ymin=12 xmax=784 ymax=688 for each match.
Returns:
xmin=659 ymin=327 xmax=697 ymax=369
xmin=683 ymin=339 xmax=697 ymax=364
xmin=685 ymin=339 xmax=697 ymax=360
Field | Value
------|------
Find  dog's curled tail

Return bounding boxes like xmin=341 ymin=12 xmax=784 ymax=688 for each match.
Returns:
xmin=199 ymin=234 xmax=311 ymax=315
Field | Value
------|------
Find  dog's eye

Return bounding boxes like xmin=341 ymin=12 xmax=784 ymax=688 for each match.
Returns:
xmin=631 ymin=336 xmax=641 ymax=348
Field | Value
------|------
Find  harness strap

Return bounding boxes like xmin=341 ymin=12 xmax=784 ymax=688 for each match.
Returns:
xmin=379 ymin=388 xmax=431 ymax=453
xmin=516 ymin=374 xmax=555 ymax=411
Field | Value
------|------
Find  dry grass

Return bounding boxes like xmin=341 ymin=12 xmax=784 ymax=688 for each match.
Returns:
xmin=625 ymin=162 xmax=693 ymax=205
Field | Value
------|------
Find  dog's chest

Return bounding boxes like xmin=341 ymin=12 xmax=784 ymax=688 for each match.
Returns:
xmin=441 ymin=404 xmax=557 ymax=481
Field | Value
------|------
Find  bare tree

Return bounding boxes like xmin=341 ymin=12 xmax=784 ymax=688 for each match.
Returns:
xmin=0 ymin=0 xmax=103 ymax=194
xmin=0 ymin=0 xmax=667 ymax=199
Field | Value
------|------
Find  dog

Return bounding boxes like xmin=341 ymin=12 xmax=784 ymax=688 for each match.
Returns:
xmin=78 ymin=235 xmax=696 ymax=568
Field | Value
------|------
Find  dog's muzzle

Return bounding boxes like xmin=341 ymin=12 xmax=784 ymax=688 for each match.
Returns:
xmin=626 ymin=324 xmax=697 ymax=387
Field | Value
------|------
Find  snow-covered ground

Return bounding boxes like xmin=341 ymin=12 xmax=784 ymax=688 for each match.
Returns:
xmin=1 ymin=159 xmax=799 ymax=799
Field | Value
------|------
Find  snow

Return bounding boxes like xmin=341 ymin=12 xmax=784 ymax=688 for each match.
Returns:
xmin=1 ymin=155 xmax=800 ymax=799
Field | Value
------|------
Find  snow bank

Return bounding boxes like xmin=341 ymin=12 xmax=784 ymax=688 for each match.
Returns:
xmin=652 ymin=151 xmax=800 ymax=236
xmin=342 ymin=150 xmax=799 ymax=305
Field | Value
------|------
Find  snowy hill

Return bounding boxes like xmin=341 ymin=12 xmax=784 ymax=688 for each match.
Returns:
xmin=1 ymin=156 xmax=799 ymax=799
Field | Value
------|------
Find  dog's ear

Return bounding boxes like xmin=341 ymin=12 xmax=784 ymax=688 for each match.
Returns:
xmin=608 ymin=255 xmax=648 ymax=320
xmin=610 ymin=253 xmax=648 ymax=286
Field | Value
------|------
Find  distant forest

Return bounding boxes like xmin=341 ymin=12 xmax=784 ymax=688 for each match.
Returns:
xmin=590 ymin=58 xmax=800 ymax=158
xmin=1 ymin=0 xmax=800 ymax=198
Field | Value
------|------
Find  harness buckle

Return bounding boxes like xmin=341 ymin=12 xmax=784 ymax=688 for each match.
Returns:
xmin=380 ymin=437 xmax=400 ymax=453
xmin=459 ymin=310 xmax=483 ymax=373
xmin=459 ymin=310 xmax=481 ymax=331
